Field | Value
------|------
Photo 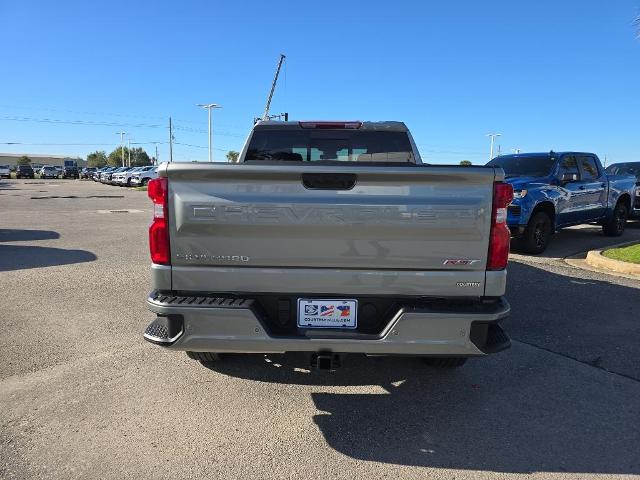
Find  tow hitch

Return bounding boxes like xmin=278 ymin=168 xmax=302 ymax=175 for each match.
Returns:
xmin=311 ymin=353 xmax=341 ymax=371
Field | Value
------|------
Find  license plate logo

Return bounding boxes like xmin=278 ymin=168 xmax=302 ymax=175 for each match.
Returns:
xmin=304 ymin=304 xmax=318 ymax=315
xmin=298 ymin=299 xmax=357 ymax=329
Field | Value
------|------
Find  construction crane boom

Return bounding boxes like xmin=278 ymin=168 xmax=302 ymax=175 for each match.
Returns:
xmin=262 ymin=54 xmax=286 ymax=121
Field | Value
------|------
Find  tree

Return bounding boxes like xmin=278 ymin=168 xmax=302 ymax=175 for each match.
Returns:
xmin=130 ymin=147 xmax=152 ymax=166
xmin=459 ymin=160 xmax=472 ymax=166
xmin=17 ymin=155 xmax=31 ymax=165
xmin=86 ymin=150 xmax=107 ymax=168
xmin=107 ymin=147 xmax=127 ymax=167
xmin=107 ymin=146 xmax=151 ymax=167
xmin=226 ymin=150 xmax=239 ymax=163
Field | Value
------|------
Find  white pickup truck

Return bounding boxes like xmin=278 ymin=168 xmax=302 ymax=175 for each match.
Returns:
xmin=143 ymin=120 xmax=513 ymax=370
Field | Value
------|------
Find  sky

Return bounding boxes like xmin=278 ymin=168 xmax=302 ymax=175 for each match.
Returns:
xmin=1 ymin=0 xmax=639 ymax=165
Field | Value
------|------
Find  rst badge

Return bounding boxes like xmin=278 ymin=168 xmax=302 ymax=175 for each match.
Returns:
xmin=443 ymin=259 xmax=480 ymax=266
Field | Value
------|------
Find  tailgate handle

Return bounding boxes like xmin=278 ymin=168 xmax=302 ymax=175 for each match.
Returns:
xmin=302 ymin=173 xmax=356 ymax=190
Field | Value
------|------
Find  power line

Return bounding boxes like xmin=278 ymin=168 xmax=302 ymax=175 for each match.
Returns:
xmin=0 ymin=104 xmax=249 ymax=131
xmin=174 ymin=142 xmax=231 ymax=152
xmin=0 ymin=115 xmax=246 ymax=137
xmin=2 ymin=142 xmax=116 ymax=146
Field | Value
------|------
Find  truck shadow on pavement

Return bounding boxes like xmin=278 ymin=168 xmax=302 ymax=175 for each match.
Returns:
xmin=203 ymin=261 xmax=640 ymax=475
xmin=0 ymin=245 xmax=97 ymax=272
xmin=0 ymin=229 xmax=60 ymax=242
xmin=204 ymin=348 xmax=639 ymax=475
xmin=0 ymin=229 xmax=96 ymax=271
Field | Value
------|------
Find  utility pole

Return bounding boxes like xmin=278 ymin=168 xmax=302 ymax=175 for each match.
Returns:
xmin=116 ymin=131 xmax=126 ymax=167
xmin=155 ymin=144 xmax=159 ymax=165
xmin=486 ymin=133 xmax=501 ymax=161
xmin=196 ymin=103 xmax=222 ymax=162
xmin=127 ymin=137 xmax=132 ymax=167
xmin=169 ymin=117 xmax=173 ymax=163
xmin=262 ymin=54 xmax=286 ymax=121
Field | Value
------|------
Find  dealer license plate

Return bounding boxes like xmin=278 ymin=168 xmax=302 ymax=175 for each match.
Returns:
xmin=297 ymin=299 xmax=358 ymax=329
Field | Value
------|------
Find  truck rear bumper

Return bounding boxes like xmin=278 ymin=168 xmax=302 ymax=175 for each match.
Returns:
xmin=144 ymin=292 xmax=510 ymax=357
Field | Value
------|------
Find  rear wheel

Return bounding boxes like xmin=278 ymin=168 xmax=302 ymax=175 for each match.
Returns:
xmin=423 ymin=357 xmax=468 ymax=368
xmin=603 ymin=201 xmax=628 ymax=237
xmin=186 ymin=351 xmax=221 ymax=363
xmin=519 ymin=211 xmax=552 ymax=254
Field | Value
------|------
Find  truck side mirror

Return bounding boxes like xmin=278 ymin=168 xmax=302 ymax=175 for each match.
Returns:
xmin=561 ymin=172 xmax=578 ymax=183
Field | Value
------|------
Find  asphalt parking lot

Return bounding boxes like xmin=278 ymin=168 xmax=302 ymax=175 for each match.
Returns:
xmin=1 ymin=179 xmax=639 ymax=480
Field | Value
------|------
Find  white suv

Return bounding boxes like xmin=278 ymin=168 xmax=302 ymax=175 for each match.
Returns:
xmin=130 ymin=166 xmax=157 ymax=186
xmin=119 ymin=166 xmax=148 ymax=186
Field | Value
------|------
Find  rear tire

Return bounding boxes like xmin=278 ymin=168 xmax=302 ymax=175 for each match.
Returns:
xmin=186 ymin=351 xmax=221 ymax=363
xmin=603 ymin=201 xmax=628 ymax=237
xmin=519 ymin=211 xmax=552 ymax=254
xmin=423 ymin=357 xmax=468 ymax=368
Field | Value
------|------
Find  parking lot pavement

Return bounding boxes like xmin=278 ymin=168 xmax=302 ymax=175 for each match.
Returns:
xmin=1 ymin=179 xmax=639 ymax=480
xmin=510 ymin=222 xmax=640 ymax=263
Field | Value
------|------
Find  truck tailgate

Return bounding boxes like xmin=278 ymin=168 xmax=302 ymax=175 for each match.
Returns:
xmin=163 ymin=163 xmax=500 ymax=296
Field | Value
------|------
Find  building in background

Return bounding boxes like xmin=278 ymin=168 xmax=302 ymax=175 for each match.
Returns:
xmin=0 ymin=153 xmax=86 ymax=170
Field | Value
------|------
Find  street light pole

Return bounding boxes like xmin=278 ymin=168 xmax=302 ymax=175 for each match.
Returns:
xmin=116 ymin=131 xmax=126 ymax=167
xmin=127 ymin=137 xmax=132 ymax=167
xmin=486 ymin=133 xmax=501 ymax=161
xmin=197 ymin=103 xmax=222 ymax=162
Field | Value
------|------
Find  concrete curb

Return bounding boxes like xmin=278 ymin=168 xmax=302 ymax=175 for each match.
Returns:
xmin=585 ymin=242 xmax=640 ymax=275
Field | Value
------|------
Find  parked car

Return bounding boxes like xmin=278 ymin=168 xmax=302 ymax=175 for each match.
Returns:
xmin=39 ymin=165 xmax=59 ymax=179
xmin=111 ymin=167 xmax=135 ymax=185
xmin=121 ymin=166 xmax=153 ymax=186
xmin=142 ymin=120 xmax=513 ymax=371
xmin=80 ymin=167 xmax=97 ymax=179
xmin=99 ymin=167 xmax=117 ymax=183
xmin=117 ymin=167 xmax=140 ymax=185
xmin=55 ymin=166 xmax=63 ymax=176
xmin=92 ymin=167 xmax=108 ymax=181
xmin=487 ymin=152 xmax=636 ymax=253
xmin=106 ymin=167 xmax=130 ymax=184
xmin=605 ymin=162 xmax=640 ymax=219
xmin=0 ymin=165 xmax=10 ymax=179
xmin=130 ymin=166 xmax=157 ymax=186
xmin=15 ymin=165 xmax=35 ymax=179
xmin=61 ymin=165 xmax=79 ymax=179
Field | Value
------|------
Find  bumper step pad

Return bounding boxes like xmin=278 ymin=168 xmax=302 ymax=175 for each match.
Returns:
xmin=143 ymin=315 xmax=184 ymax=345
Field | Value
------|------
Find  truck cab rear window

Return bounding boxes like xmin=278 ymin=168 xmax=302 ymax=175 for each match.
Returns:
xmin=487 ymin=155 xmax=556 ymax=177
xmin=245 ymin=130 xmax=414 ymax=163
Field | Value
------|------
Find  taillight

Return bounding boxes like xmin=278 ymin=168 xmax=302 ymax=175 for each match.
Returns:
xmin=298 ymin=121 xmax=362 ymax=129
xmin=148 ymin=177 xmax=170 ymax=265
xmin=487 ymin=182 xmax=513 ymax=271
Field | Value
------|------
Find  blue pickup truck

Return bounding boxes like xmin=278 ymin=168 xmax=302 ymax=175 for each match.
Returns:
xmin=605 ymin=162 xmax=640 ymax=219
xmin=486 ymin=152 xmax=636 ymax=253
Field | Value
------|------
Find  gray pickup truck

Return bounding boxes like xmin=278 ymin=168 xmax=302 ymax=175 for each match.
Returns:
xmin=143 ymin=121 xmax=513 ymax=369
